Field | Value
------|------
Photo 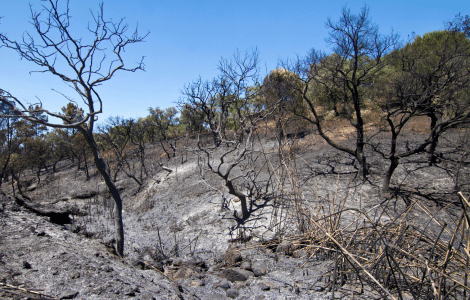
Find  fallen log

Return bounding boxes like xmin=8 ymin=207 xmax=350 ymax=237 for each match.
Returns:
xmin=14 ymin=196 xmax=72 ymax=225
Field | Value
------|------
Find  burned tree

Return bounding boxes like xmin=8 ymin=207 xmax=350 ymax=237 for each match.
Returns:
xmin=97 ymin=116 xmax=148 ymax=190
xmin=287 ymin=5 xmax=398 ymax=179
xmin=372 ymin=30 xmax=470 ymax=193
xmin=180 ymin=49 xmax=266 ymax=220
xmin=0 ymin=0 xmax=148 ymax=256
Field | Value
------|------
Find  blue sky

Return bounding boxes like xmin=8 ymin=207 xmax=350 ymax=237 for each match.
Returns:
xmin=1 ymin=0 xmax=468 ymax=123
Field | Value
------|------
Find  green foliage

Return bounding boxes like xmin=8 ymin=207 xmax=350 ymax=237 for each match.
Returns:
xmin=386 ymin=30 xmax=470 ymax=120
xmin=147 ymin=106 xmax=179 ymax=139
xmin=178 ymin=103 xmax=205 ymax=134
xmin=61 ymin=103 xmax=85 ymax=124
xmin=448 ymin=13 xmax=470 ymax=38
xmin=261 ymin=68 xmax=303 ymax=112
xmin=400 ymin=30 xmax=470 ymax=74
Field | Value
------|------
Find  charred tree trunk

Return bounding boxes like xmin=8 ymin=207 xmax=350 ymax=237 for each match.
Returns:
xmin=76 ymin=154 xmax=81 ymax=172
xmin=35 ymin=167 xmax=41 ymax=187
xmin=80 ymin=128 xmax=124 ymax=257
xmin=427 ymin=112 xmax=439 ymax=166
xmin=382 ymin=157 xmax=399 ymax=194
xmin=83 ymin=148 xmax=90 ymax=181
xmin=225 ymin=178 xmax=249 ymax=220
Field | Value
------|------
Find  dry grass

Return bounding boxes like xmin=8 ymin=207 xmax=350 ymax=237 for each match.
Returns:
xmin=266 ymin=138 xmax=470 ymax=299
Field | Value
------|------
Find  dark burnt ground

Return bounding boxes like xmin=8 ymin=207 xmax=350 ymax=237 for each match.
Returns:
xmin=0 ymin=125 xmax=468 ymax=299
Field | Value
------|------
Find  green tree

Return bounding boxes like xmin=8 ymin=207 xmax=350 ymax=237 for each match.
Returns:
xmin=447 ymin=13 xmax=470 ymax=38
xmin=148 ymin=107 xmax=179 ymax=158
xmin=261 ymin=68 xmax=304 ymax=141
xmin=0 ymin=95 xmax=21 ymax=187
xmin=60 ymin=103 xmax=90 ymax=178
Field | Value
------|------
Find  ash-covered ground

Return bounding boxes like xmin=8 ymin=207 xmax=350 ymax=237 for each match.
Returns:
xmin=0 ymin=129 xmax=467 ymax=299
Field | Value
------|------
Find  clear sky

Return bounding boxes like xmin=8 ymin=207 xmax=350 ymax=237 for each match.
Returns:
xmin=1 ymin=0 xmax=468 ymax=123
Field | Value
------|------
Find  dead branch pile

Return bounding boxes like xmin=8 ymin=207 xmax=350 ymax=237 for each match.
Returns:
xmin=281 ymin=190 xmax=470 ymax=299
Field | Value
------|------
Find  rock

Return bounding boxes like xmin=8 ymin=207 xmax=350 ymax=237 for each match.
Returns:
xmin=173 ymin=267 xmax=195 ymax=280
xmin=71 ymin=190 xmax=97 ymax=199
xmin=171 ymin=257 xmax=186 ymax=266
xmin=258 ymin=282 xmax=270 ymax=291
xmin=240 ymin=261 xmax=251 ymax=270
xmin=216 ymin=279 xmax=231 ymax=290
xmin=59 ymin=289 xmax=79 ymax=299
xmin=139 ymin=292 xmax=156 ymax=300
xmin=251 ymin=260 xmax=267 ymax=277
xmin=226 ymin=288 xmax=239 ymax=299
xmin=254 ymin=295 xmax=266 ymax=300
xmin=145 ymin=261 xmax=164 ymax=272
xmin=101 ymin=265 xmax=113 ymax=272
xmin=22 ymin=260 xmax=32 ymax=269
xmin=292 ymin=249 xmax=308 ymax=258
xmin=129 ymin=258 xmax=145 ymax=270
xmin=219 ymin=268 xmax=254 ymax=282
xmin=123 ymin=285 xmax=140 ymax=296
xmin=190 ymin=280 xmax=203 ymax=287
xmin=71 ymin=272 xmax=80 ymax=279
xmin=234 ymin=280 xmax=250 ymax=289
xmin=225 ymin=250 xmax=243 ymax=265
xmin=276 ymin=241 xmax=294 ymax=256
xmin=206 ymin=294 xmax=227 ymax=300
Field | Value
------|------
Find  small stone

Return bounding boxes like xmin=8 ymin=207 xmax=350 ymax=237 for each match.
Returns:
xmin=251 ymin=261 xmax=267 ymax=277
xmin=129 ymin=259 xmax=145 ymax=270
xmin=258 ymin=282 xmax=270 ymax=291
xmin=241 ymin=261 xmax=251 ymax=270
xmin=276 ymin=242 xmax=294 ymax=256
xmin=292 ymin=249 xmax=308 ymax=258
xmin=59 ymin=289 xmax=79 ymax=299
xmin=172 ymin=258 xmax=186 ymax=266
xmin=216 ymin=279 xmax=231 ymax=290
xmin=254 ymin=295 xmax=266 ymax=300
xmin=190 ymin=280 xmax=203 ymax=287
xmin=102 ymin=265 xmax=113 ymax=272
xmin=22 ymin=260 xmax=32 ymax=269
xmin=173 ymin=267 xmax=195 ymax=280
xmin=314 ymin=285 xmax=326 ymax=292
xmin=139 ymin=292 xmax=156 ymax=300
xmin=226 ymin=288 xmax=239 ymax=299
xmin=219 ymin=268 xmax=254 ymax=282
xmin=205 ymin=294 xmax=226 ymax=300
xmin=123 ymin=285 xmax=139 ymax=296
xmin=225 ymin=251 xmax=243 ymax=265
xmin=71 ymin=272 xmax=80 ymax=279
xmin=146 ymin=261 xmax=164 ymax=272
xmin=234 ymin=281 xmax=250 ymax=289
